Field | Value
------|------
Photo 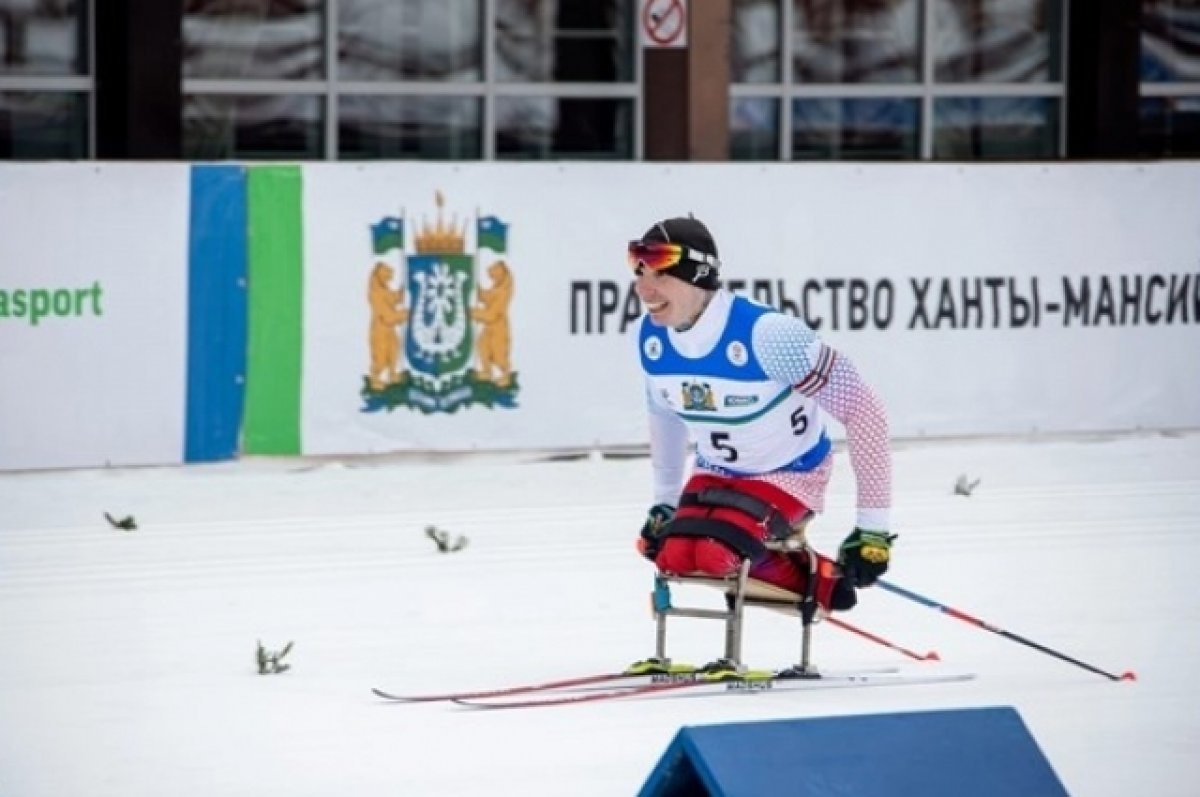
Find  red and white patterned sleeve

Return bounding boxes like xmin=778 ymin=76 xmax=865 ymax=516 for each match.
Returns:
xmin=753 ymin=313 xmax=892 ymax=530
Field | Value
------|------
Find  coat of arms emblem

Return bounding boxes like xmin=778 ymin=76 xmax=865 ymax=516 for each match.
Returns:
xmin=362 ymin=192 xmax=518 ymax=414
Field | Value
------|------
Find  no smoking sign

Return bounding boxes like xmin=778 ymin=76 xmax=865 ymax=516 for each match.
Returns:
xmin=640 ymin=0 xmax=688 ymax=48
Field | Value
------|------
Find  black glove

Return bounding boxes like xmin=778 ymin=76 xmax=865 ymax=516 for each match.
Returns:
xmin=838 ymin=528 xmax=897 ymax=588
xmin=637 ymin=503 xmax=676 ymax=561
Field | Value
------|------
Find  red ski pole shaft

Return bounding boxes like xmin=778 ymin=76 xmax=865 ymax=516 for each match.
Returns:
xmin=825 ymin=616 xmax=940 ymax=662
xmin=877 ymin=579 xmax=1136 ymax=682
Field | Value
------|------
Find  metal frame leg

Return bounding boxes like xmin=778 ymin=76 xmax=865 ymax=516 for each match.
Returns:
xmin=649 ymin=546 xmax=827 ymax=679
xmin=650 ymin=558 xmax=755 ymax=671
xmin=653 ymin=576 xmax=670 ymax=661
xmin=723 ymin=559 xmax=752 ymax=665
xmin=788 ymin=543 xmax=821 ymax=678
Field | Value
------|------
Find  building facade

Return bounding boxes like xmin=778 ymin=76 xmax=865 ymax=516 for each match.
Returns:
xmin=0 ymin=0 xmax=1196 ymax=161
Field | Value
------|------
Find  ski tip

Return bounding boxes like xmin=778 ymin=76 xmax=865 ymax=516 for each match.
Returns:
xmin=1119 ymin=670 xmax=1137 ymax=682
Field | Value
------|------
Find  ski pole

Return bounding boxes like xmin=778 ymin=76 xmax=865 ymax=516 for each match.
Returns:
xmin=825 ymin=616 xmax=940 ymax=662
xmin=877 ymin=579 xmax=1136 ymax=682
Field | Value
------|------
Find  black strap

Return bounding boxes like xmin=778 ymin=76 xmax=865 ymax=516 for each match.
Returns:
xmin=662 ymin=516 xmax=768 ymax=563
xmin=679 ymin=487 xmax=794 ymax=541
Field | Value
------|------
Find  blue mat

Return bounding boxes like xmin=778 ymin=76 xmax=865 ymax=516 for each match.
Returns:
xmin=639 ymin=706 xmax=1070 ymax=797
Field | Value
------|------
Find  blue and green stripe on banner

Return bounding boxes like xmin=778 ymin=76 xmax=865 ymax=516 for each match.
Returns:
xmin=185 ymin=165 xmax=304 ymax=462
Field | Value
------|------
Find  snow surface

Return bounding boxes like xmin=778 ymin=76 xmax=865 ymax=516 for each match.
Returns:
xmin=1 ymin=432 xmax=1198 ymax=796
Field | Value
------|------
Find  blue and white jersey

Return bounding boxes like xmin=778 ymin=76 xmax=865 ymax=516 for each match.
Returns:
xmin=639 ymin=292 xmax=833 ymax=477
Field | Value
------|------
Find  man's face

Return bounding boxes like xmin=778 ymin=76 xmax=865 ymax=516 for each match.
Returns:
xmin=634 ymin=266 xmax=708 ymax=329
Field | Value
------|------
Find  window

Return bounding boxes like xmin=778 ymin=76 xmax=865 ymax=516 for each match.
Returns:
xmin=1140 ymin=0 xmax=1200 ymax=156
xmin=339 ymin=0 xmax=482 ymax=81
xmin=181 ymin=0 xmax=636 ymax=161
xmin=339 ymin=95 xmax=482 ymax=159
xmin=495 ymin=96 xmax=632 ymax=159
xmin=183 ymin=0 xmax=324 ymax=80
xmin=496 ymin=1 xmax=633 ymax=82
xmin=731 ymin=0 xmax=1065 ymax=160
xmin=0 ymin=0 xmax=90 ymax=158
xmin=183 ymin=94 xmax=324 ymax=161
xmin=933 ymin=95 xmax=1058 ymax=159
xmin=794 ymin=96 xmax=920 ymax=159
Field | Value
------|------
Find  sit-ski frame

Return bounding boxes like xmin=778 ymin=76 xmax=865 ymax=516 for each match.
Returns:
xmin=650 ymin=541 xmax=824 ymax=676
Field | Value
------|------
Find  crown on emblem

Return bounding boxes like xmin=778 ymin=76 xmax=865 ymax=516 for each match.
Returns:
xmin=414 ymin=191 xmax=466 ymax=254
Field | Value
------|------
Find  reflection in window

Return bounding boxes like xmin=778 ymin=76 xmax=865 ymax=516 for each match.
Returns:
xmin=1141 ymin=1 xmax=1200 ymax=82
xmin=933 ymin=0 xmax=1062 ymax=82
xmin=495 ymin=96 xmax=632 ymax=158
xmin=0 ymin=0 xmax=87 ymax=76
xmin=339 ymin=0 xmax=482 ymax=81
xmin=933 ymin=96 xmax=1058 ymax=159
xmin=0 ymin=91 xmax=87 ymax=157
xmin=184 ymin=94 xmax=323 ymax=160
xmin=733 ymin=0 xmax=781 ymax=83
xmin=495 ymin=0 xmax=633 ymax=82
xmin=183 ymin=0 xmax=323 ymax=80
xmin=339 ymin=95 xmax=481 ymax=158
xmin=793 ymin=97 xmax=919 ymax=158
xmin=792 ymin=0 xmax=921 ymax=84
xmin=1139 ymin=96 xmax=1200 ymax=156
xmin=730 ymin=97 xmax=780 ymax=159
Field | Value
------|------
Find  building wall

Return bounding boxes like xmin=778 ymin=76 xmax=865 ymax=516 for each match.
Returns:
xmin=2 ymin=1 xmax=1196 ymax=161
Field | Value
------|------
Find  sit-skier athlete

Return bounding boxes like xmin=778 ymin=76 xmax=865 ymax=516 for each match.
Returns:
xmin=628 ymin=216 xmax=896 ymax=678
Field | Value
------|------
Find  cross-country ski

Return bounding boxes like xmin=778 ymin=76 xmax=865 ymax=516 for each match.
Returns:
xmin=453 ymin=669 xmax=976 ymax=710
xmin=372 ymin=664 xmax=903 ymax=703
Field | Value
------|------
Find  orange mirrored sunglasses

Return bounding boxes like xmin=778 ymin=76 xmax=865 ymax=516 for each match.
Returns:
xmin=627 ymin=241 xmax=718 ymax=273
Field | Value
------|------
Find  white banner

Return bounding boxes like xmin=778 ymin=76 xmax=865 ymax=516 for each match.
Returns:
xmin=0 ymin=164 xmax=190 ymax=470
xmin=4 ymin=162 xmax=1193 ymax=470
xmin=299 ymin=163 xmax=1200 ymax=456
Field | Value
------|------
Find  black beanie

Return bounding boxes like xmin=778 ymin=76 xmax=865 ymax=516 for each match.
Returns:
xmin=637 ymin=216 xmax=721 ymax=290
